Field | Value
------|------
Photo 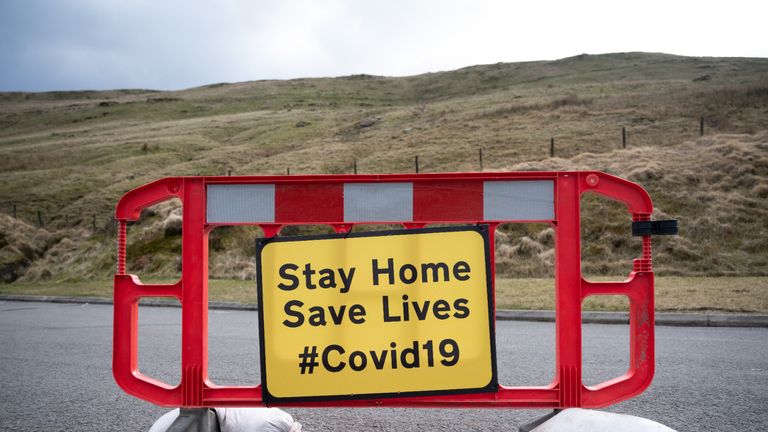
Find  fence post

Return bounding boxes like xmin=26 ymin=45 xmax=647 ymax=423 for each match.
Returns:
xmin=353 ymin=158 xmax=357 ymax=175
xmin=479 ymin=148 xmax=484 ymax=171
xmin=37 ymin=211 xmax=44 ymax=227
xmin=622 ymin=126 xmax=626 ymax=148
xmin=92 ymin=215 xmax=97 ymax=231
xmin=227 ymin=169 xmax=232 ymax=176
xmin=12 ymin=204 xmax=16 ymax=219
xmin=286 ymin=167 xmax=290 ymax=176
xmin=415 ymin=156 xmax=419 ymax=173
xmin=550 ymin=137 xmax=555 ymax=158
xmin=700 ymin=117 xmax=705 ymax=136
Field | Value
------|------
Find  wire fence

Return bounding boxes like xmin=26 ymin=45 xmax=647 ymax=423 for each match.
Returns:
xmin=2 ymin=117 xmax=712 ymax=232
xmin=3 ymin=204 xmax=118 ymax=235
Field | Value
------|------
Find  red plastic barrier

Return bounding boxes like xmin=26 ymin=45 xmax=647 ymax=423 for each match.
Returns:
xmin=113 ymin=171 xmax=655 ymax=409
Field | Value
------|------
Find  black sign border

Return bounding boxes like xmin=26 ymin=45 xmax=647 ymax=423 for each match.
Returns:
xmin=256 ymin=225 xmax=498 ymax=405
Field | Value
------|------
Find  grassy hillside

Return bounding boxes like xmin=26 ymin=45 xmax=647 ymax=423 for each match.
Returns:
xmin=1 ymin=52 xmax=767 ymax=283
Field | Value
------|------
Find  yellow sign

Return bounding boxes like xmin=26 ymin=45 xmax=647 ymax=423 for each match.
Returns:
xmin=256 ymin=226 xmax=497 ymax=402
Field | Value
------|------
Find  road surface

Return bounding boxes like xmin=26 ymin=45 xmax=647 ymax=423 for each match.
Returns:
xmin=1 ymin=301 xmax=766 ymax=431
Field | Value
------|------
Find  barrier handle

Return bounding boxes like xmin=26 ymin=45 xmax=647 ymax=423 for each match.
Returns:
xmin=575 ymin=172 xmax=655 ymax=407
xmin=580 ymin=273 xmax=655 ymax=407
xmin=114 ymin=176 xmax=183 ymax=277
xmin=579 ymin=172 xmax=652 ymax=216
xmin=115 ymin=177 xmax=183 ymax=221
xmin=113 ymin=274 xmax=183 ymax=406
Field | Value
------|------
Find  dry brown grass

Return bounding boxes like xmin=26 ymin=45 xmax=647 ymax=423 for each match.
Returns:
xmin=0 ymin=214 xmax=59 ymax=282
xmin=0 ymin=52 xmax=767 ymax=283
xmin=492 ymin=132 xmax=768 ymax=278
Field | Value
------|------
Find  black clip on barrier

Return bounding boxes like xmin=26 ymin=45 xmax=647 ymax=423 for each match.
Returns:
xmin=631 ymin=220 xmax=679 ymax=236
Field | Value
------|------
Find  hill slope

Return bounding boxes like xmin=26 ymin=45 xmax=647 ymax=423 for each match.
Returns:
xmin=1 ymin=52 xmax=767 ymax=282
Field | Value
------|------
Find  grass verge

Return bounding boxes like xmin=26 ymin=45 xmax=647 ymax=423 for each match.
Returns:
xmin=1 ymin=276 xmax=766 ymax=313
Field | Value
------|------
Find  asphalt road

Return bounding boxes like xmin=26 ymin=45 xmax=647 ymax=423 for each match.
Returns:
xmin=1 ymin=301 xmax=766 ymax=431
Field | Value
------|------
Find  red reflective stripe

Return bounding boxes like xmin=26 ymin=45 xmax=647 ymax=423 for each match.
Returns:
xmin=413 ymin=180 xmax=483 ymax=222
xmin=275 ymin=183 xmax=343 ymax=223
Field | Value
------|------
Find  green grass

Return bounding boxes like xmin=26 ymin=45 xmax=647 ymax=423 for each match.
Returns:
xmin=2 ymin=277 xmax=766 ymax=313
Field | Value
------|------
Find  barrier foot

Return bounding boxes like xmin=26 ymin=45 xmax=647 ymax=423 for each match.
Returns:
xmin=519 ymin=409 xmax=561 ymax=432
xmin=166 ymin=408 xmax=220 ymax=432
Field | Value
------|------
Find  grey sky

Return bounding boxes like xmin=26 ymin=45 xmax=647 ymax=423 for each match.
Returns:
xmin=1 ymin=0 xmax=766 ymax=92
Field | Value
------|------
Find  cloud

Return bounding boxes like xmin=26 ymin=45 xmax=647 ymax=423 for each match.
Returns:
xmin=1 ymin=0 xmax=766 ymax=91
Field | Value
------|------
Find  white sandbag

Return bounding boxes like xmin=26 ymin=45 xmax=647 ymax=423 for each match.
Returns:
xmin=215 ymin=407 xmax=301 ymax=432
xmin=148 ymin=407 xmax=301 ymax=432
xmin=533 ymin=408 xmax=676 ymax=432
xmin=148 ymin=408 xmax=180 ymax=432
